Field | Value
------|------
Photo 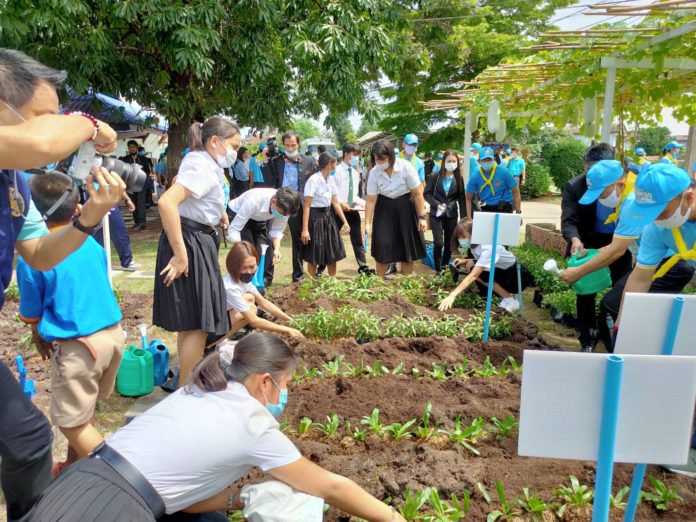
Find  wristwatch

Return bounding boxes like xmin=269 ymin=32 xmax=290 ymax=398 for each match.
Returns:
xmin=418 ymin=215 xmax=427 ymax=220
xmin=72 ymin=216 xmax=97 ymax=234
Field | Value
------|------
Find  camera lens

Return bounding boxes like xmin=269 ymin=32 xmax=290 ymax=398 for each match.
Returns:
xmin=100 ymin=157 xmax=147 ymax=192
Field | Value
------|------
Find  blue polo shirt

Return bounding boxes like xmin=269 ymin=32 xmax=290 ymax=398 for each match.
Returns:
xmin=636 ymin=220 xmax=696 ymax=270
xmin=400 ymin=152 xmax=425 ymax=181
xmin=249 ymin=156 xmax=265 ymax=183
xmin=17 ymin=233 xmax=122 ymax=341
xmin=282 ymin=161 xmax=299 ymax=190
xmin=595 ymin=203 xmax=616 ymax=234
xmin=466 ymin=164 xmax=517 ymax=205
xmin=507 ymin=158 xmax=526 ymax=177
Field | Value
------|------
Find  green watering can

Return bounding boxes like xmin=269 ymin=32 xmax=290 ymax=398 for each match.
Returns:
xmin=116 ymin=344 xmax=154 ymax=396
xmin=567 ymin=249 xmax=612 ymax=295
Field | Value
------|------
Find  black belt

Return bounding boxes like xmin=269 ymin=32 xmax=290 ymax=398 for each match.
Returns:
xmin=181 ymin=216 xmax=217 ymax=235
xmin=378 ymin=193 xmax=411 ymax=201
xmin=89 ymin=443 xmax=166 ymax=518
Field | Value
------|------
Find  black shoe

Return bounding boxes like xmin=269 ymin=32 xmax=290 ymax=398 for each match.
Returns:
xmin=448 ymin=263 xmax=460 ymax=283
xmin=358 ymin=267 xmax=376 ymax=276
xmin=131 ymin=223 xmax=141 ymax=229
xmin=263 ymin=278 xmax=273 ymax=288
xmin=316 ymin=265 xmax=326 ymax=278
xmin=580 ymin=344 xmax=595 ymax=353
xmin=231 ymin=327 xmax=251 ymax=341
xmin=385 ymin=263 xmax=397 ymax=276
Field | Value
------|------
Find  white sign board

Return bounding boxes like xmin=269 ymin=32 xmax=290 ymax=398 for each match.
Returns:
xmin=615 ymin=293 xmax=696 ymax=356
xmin=518 ymin=351 xmax=696 ymax=464
xmin=470 ymin=212 xmax=522 ymax=247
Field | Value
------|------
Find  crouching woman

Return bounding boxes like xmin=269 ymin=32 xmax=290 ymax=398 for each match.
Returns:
xmin=27 ymin=333 xmax=405 ymax=522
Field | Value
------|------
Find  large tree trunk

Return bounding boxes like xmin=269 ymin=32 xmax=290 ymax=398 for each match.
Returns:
xmin=167 ymin=120 xmax=188 ymax=178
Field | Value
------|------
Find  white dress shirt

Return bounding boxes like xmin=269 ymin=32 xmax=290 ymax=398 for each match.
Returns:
xmin=333 ymin=161 xmax=365 ymax=209
xmin=366 ymin=157 xmax=420 ymax=199
xmin=304 ymin=172 xmax=337 ymax=208
xmin=176 ymin=150 xmax=226 ymax=226
xmin=227 ymin=188 xmax=290 ymax=243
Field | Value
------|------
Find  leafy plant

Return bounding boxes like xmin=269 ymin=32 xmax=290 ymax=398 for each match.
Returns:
xmin=440 ymin=416 xmax=486 ymax=455
xmin=518 ymin=488 xmax=551 ymax=520
xmin=315 ymin=413 xmax=340 ymax=438
xmin=4 ymin=281 xmax=19 ymax=300
xmin=365 ymin=359 xmax=389 ymax=377
xmin=278 ymin=421 xmax=291 ymax=433
xmin=505 ymin=356 xmax=522 ymax=373
xmin=385 ymin=419 xmax=416 ymax=442
xmin=301 ymin=365 xmax=322 ymax=381
xmin=484 ymin=481 xmax=522 ymax=522
xmin=426 ymin=362 xmax=448 ymax=382
xmin=544 ymin=139 xmax=586 ymax=189
xmin=555 ymin=475 xmax=593 ymax=517
xmin=361 ymin=408 xmax=384 ymax=436
xmin=491 ymin=415 xmax=518 ymax=441
xmin=392 ymin=362 xmax=406 ymax=375
xmin=449 ymin=358 xmax=470 ymax=378
xmin=343 ymin=359 xmax=369 ymax=378
xmin=416 ymin=402 xmax=436 ymax=441
xmin=350 ymin=427 xmax=368 ymax=443
xmin=610 ymin=485 xmax=630 ymax=511
xmin=449 ymin=489 xmax=472 ymax=518
xmin=473 ymin=356 xmax=499 ymax=378
xmin=642 ymin=476 xmax=681 ymax=511
xmin=297 ymin=417 xmax=314 ymax=436
xmin=521 ymin=162 xmax=551 ymax=199
xmin=321 ymin=356 xmax=344 ymax=377
xmin=462 ymin=312 xmax=513 ymax=341
xmin=399 ymin=487 xmax=431 ymax=520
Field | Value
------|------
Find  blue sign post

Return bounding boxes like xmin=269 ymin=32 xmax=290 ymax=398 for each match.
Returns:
xmin=623 ymin=296 xmax=685 ymax=522
xmin=516 ymin=260 xmax=524 ymax=316
xmin=252 ymin=244 xmax=269 ymax=293
xmin=482 ymin=214 xmax=501 ymax=341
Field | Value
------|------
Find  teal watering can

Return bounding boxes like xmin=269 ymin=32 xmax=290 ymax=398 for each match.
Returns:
xmin=116 ymin=344 xmax=154 ymax=396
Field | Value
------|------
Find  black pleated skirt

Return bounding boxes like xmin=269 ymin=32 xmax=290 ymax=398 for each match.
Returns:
xmin=475 ymin=262 xmax=535 ymax=294
xmin=28 ymin=458 xmax=154 ymax=521
xmin=372 ymin=194 xmax=426 ymax=264
xmin=153 ymin=224 xmax=229 ymax=336
xmin=301 ymin=207 xmax=346 ymax=266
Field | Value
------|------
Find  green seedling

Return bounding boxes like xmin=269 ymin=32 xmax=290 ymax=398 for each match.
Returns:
xmin=301 ymin=365 xmax=322 ymax=381
xmin=392 ymin=362 xmax=406 ymax=375
xmin=490 ymin=415 xmax=518 ymax=440
xmin=351 ymin=427 xmax=368 ymax=442
xmin=360 ymin=408 xmax=384 ymax=436
xmin=321 ymin=356 xmax=344 ymax=377
xmin=426 ymin=361 xmax=448 ymax=381
xmin=450 ymin=489 xmax=471 ymax=518
xmin=297 ymin=417 xmax=314 ymax=436
xmin=416 ymin=402 xmax=436 ymax=441
xmin=642 ymin=476 xmax=681 ymax=511
xmin=440 ymin=416 xmax=486 ymax=455
xmin=411 ymin=367 xmax=421 ymax=378
xmin=518 ymin=488 xmax=551 ymax=521
xmin=485 ymin=480 xmax=522 ymax=522
xmin=449 ymin=358 xmax=470 ymax=378
xmin=291 ymin=371 xmax=304 ymax=384
xmin=399 ymin=487 xmax=431 ymax=520
xmin=555 ymin=475 xmax=593 ymax=518
xmin=278 ymin=421 xmax=291 ymax=433
xmin=343 ymin=359 xmax=369 ymax=378
xmin=610 ymin=485 xmax=630 ymax=511
xmin=505 ymin=356 xmax=522 ymax=373
xmin=366 ymin=359 xmax=389 ymax=377
xmin=428 ymin=487 xmax=455 ymax=519
xmin=385 ymin=419 xmax=416 ymax=441
xmin=315 ymin=413 xmax=340 ymax=438
xmin=473 ymin=356 xmax=498 ymax=378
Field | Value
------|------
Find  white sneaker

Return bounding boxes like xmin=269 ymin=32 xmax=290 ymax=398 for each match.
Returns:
xmin=500 ymin=296 xmax=520 ymax=313
xmin=122 ymin=261 xmax=142 ymax=272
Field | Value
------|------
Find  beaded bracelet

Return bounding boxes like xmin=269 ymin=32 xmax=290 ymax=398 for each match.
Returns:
xmin=65 ymin=111 xmax=100 ymax=142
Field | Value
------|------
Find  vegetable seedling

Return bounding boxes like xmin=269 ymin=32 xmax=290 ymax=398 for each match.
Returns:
xmin=321 ymin=355 xmax=344 ymax=377
xmin=486 ymin=480 xmax=522 ymax=522
xmin=297 ymin=417 xmax=314 ymax=436
xmin=315 ymin=413 xmax=340 ymax=438
xmin=609 ymin=485 xmax=630 ymax=511
xmin=491 ymin=415 xmax=518 ymax=440
xmin=416 ymin=402 xmax=436 ymax=441
xmin=518 ymin=488 xmax=551 ymax=521
xmin=554 ymin=475 xmax=593 ymax=518
xmin=385 ymin=419 xmax=416 ymax=441
xmin=426 ymin=362 xmax=448 ymax=382
xmin=642 ymin=476 xmax=681 ymax=511
xmin=440 ymin=416 xmax=486 ymax=455
xmin=399 ymin=487 xmax=431 ymax=520
xmin=361 ymin=408 xmax=385 ymax=436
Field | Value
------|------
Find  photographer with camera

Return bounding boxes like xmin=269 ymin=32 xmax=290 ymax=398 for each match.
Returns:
xmin=120 ymin=140 xmax=153 ymax=230
xmin=0 ymin=48 xmax=126 ymax=521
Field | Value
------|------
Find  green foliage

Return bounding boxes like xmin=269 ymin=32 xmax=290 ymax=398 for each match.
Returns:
xmin=400 ymin=488 xmax=431 ymax=520
xmin=297 ymin=275 xmax=426 ymax=305
xmin=485 ymin=481 xmax=522 ymax=522
xmin=3 ymin=281 xmax=19 ymax=301
xmin=518 ymin=488 xmax=552 ymax=521
xmin=490 ymin=415 xmax=518 ymax=441
xmin=290 ymin=118 xmax=322 ymax=140
xmin=610 ymin=485 xmax=630 ymax=511
xmin=416 ymin=402 xmax=436 ymax=441
xmin=439 ymin=416 xmax=486 ymax=455
xmin=511 ymin=243 xmax=567 ymax=294
xmin=521 ymin=163 xmax=551 ymax=200
xmin=360 ymin=408 xmax=384 ymax=436
xmin=635 ymin=126 xmax=672 ymax=156
xmin=330 ymin=114 xmax=357 ymax=146
xmin=462 ymin=312 xmax=514 ymax=342
xmin=542 ymin=289 xmax=576 ymax=316
xmin=112 ymin=285 xmax=123 ymax=305
xmin=543 ymin=140 xmax=586 ymax=190
xmin=385 ymin=419 xmax=416 ymax=441
xmin=642 ymin=476 xmax=682 ymax=511
xmin=555 ymin=475 xmax=593 ymax=517
xmin=297 ymin=417 xmax=314 ymax=436
xmin=314 ymin=413 xmax=341 ymax=437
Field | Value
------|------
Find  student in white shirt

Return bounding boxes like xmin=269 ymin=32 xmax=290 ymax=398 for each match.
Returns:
xmin=333 ymin=142 xmax=374 ymax=275
xmin=28 ymin=333 xmax=407 ymax=522
xmin=438 ymin=217 xmax=533 ymax=313
xmin=223 ymin=241 xmax=303 ymax=340
xmin=364 ymin=140 xmax=427 ymax=277
xmin=301 ymin=152 xmax=349 ymax=277
xmin=154 ymin=116 xmax=241 ymax=386
xmin=227 ymin=187 xmax=302 ymax=286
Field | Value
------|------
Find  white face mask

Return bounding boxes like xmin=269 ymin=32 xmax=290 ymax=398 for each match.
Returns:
xmin=404 ymin=145 xmax=416 ymax=156
xmin=375 ymin=160 xmax=389 ymax=172
xmin=598 ymin=184 xmax=621 ymax=208
xmin=655 ymin=194 xmax=692 ymax=229
xmin=215 ymin=143 xmax=237 ymax=168
xmin=444 ymin=161 xmax=458 ymax=172
xmin=285 ymin=149 xmax=300 ymax=159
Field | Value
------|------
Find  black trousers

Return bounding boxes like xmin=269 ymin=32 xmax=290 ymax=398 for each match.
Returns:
xmin=232 ymin=179 xmax=250 ymax=199
xmin=128 ymin=188 xmax=147 ymax=225
xmin=288 ymin=209 xmax=304 ymax=282
xmin=598 ymin=258 xmax=695 ymax=351
xmin=576 ymin=249 xmax=633 ymax=346
xmin=429 ymin=214 xmax=458 ymax=272
xmin=479 ymin=201 xmax=513 ymax=213
xmin=229 ymin=211 xmax=275 ymax=284
xmin=334 ymin=209 xmax=367 ymax=269
xmin=0 ymin=361 xmax=53 ymax=521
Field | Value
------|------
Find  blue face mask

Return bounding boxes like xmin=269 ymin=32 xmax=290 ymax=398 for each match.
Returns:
xmin=138 ymin=151 xmax=146 ymax=157
xmin=481 ymin=161 xmax=494 ymax=172
xmin=271 ymin=207 xmax=284 ymax=219
xmin=329 ymin=168 xmax=336 ymax=177
xmin=458 ymin=238 xmax=471 ymax=250
xmin=350 ymin=156 xmax=359 ymax=168
xmin=264 ymin=378 xmax=288 ymax=418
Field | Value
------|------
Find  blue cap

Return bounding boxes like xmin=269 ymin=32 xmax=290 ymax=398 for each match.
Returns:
xmin=665 ymin=141 xmax=684 ymax=151
xmin=580 ymin=160 xmax=625 ymax=205
xmin=404 ymin=133 xmax=419 ymax=145
xmin=621 ymin=162 xmax=691 ymax=228
xmin=480 ymin=147 xmax=495 ymax=160
xmin=470 ymin=143 xmax=482 ymax=152
xmin=258 ymin=142 xmax=268 ymax=151
xmin=634 ymin=147 xmax=646 ymax=155
xmin=180 ymin=147 xmax=190 ymax=157
xmin=435 ymin=153 xmax=443 ymax=159
xmin=505 ymin=148 xmax=511 ymax=155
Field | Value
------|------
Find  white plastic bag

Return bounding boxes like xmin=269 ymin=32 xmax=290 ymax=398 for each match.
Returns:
xmin=240 ymin=480 xmax=324 ymax=522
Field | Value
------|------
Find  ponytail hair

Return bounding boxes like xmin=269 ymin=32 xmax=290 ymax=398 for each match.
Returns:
xmin=188 ymin=116 xmax=241 ymax=151
xmin=185 ymin=332 xmax=297 ymax=393
xmin=316 ymin=151 xmax=337 ymax=173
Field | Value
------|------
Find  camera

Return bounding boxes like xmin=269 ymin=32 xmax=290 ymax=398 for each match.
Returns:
xmin=69 ymin=143 xmax=147 ymax=192
xmin=266 ymin=136 xmax=281 ymax=160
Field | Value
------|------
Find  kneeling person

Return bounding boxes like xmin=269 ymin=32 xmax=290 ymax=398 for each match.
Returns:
xmin=17 ymin=172 xmax=124 ymax=473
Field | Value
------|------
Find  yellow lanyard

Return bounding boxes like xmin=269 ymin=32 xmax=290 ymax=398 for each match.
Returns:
xmin=399 ymin=151 xmax=416 ymax=166
xmin=653 ymin=226 xmax=696 ymax=280
xmin=479 ymin=163 xmax=498 ymax=195
xmin=604 ymin=173 xmax=636 ymax=225
xmin=665 ymin=153 xmax=679 ymax=166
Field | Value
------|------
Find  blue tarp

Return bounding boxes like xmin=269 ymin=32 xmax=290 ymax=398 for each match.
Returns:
xmin=62 ymin=90 xmax=168 ymax=132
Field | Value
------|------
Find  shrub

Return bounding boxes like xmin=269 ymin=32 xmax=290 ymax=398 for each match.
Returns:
xmin=520 ymin=163 xmax=550 ymax=199
xmin=544 ymin=140 xmax=585 ymax=190
xmin=510 ymin=244 xmax=567 ymax=294
xmin=4 ymin=281 xmax=19 ymax=301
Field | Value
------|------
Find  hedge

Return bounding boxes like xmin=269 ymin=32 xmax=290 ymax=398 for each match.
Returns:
xmin=544 ymin=140 xmax=585 ymax=189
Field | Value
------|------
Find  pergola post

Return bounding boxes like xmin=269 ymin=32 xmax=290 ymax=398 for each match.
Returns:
xmin=462 ymin=111 xmax=473 ymax=185
xmin=600 ymin=66 xmax=617 ymax=143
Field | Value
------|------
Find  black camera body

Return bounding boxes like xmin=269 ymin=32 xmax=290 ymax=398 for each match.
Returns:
xmin=266 ymin=136 xmax=281 ymax=160
xmin=69 ymin=143 xmax=147 ymax=192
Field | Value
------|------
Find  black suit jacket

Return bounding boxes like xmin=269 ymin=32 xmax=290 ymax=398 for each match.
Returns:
xmin=267 ymin=155 xmax=314 ymax=195
xmin=424 ymin=173 xmax=466 ymax=219
xmin=561 ymin=173 xmax=614 ymax=257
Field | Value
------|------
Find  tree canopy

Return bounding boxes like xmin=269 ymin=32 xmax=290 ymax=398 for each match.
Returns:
xmin=635 ymin=126 xmax=672 ymax=156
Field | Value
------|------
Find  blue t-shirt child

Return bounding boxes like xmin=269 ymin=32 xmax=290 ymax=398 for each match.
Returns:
xmin=17 ymin=233 xmax=122 ymax=341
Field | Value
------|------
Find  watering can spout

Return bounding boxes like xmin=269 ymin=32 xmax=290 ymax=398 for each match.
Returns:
xmin=543 ymin=259 xmax=562 ymax=276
